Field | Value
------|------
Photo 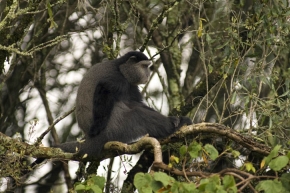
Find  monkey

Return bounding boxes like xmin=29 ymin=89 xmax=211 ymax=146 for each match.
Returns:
xmin=57 ymin=51 xmax=192 ymax=157
xmin=88 ymin=51 xmax=150 ymax=137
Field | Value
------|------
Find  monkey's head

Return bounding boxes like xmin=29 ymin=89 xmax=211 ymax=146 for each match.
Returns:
xmin=119 ymin=52 xmax=151 ymax=85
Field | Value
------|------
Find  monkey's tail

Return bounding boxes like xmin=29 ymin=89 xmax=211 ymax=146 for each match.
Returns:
xmin=57 ymin=137 xmax=105 ymax=157
xmin=56 ymin=141 xmax=80 ymax=154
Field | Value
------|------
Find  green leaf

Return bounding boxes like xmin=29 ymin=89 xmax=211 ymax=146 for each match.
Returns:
xmin=285 ymin=10 xmax=290 ymax=16
xmin=179 ymin=145 xmax=188 ymax=157
xmin=205 ymin=175 xmax=220 ymax=192
xmin=134 ymin=173 xmax=152 ymax=193
xmin=281 ymin=173 xmax=290 ymax=191
xmin=139 ymin=186 xmax=153 ymax=193
xmin=263 ymin=145 xmax=281 ymax=165
xmin=150 ymin=181 xmax=163 ymax=192
xmin=216 ymin=189 xmax=227 ymax=193
xmin=169 ymin=181 xmax=179 ymax=193
xmin=198 ymin=178 xmax=210 ymax=191
xmin=231 ymin=150 xmax=240 ymax=158
xmin=169 ymin=155 xmax=179 ymax=164
xmin=180 ymin=182 xmax=197 ymax=193
xmin=208 ymin=64 xmax=213 ymax=73
xmin=287 ymin=151 xmax=290 ymax=159
xmin=46 ymin=0 xmax=58 ymax=29
xmin=244 ymin=162 xmax=256 ymax=173
xmin=90 ymin=185 xmax=103 ymax=193
xmin=89 ymin=176 xmax=105 ymax=190
xmin=268 ymin=156 xmax=289 ymax=171
xmin=267 ymin=131 xmax=275 ymax=146
xmin=75 ymin=184 xmax=86 ymax=191
xmin=46 ymin=0 xmax=53 ymax=18
xmin=153 ymin=172 xmax=175 ymax=186
xmin=223 ymin=175 xmax=237 ymax=193
xmin=206 ymin=33 xmax=212 ymax=43
xmin=230 ymin=91 xmax=237 ymax=105
xmin=188 ymin=141 xmax=202 ymax=158
xmin=199 ymin=175 xmax=221 ymax=192
xmin=256 ymin=180 xmax=286 ymax=193
xmin=204 ymin=144 xmax=219 ymax=160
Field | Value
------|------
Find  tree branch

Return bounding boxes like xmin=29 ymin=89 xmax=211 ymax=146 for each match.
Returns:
xmin=0 ymin=132 xmax=73 ymax=160
xmin=168 ymin=123 xmax=271 ymax=156
xmin=0 ymin=123 xmax=272 ymax=162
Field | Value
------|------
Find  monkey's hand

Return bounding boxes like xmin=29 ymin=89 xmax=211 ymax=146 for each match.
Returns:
xmin=168 ymin=116 xmax=180 ymax=128
xmin=168 ymin=116 xmax=192 ymax=129
xmin=169 ymin=116 xmax=192 ymax=129
xmin=178 ymin=116 xmax=192 ymax=127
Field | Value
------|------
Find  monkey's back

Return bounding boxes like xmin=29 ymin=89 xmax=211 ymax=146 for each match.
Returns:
xmin=76 ymin=61 xmax=117 ymax=134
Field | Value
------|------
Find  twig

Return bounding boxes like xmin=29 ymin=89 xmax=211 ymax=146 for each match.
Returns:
xmin=35 ymin=107 xmax=76 ymax=146
xmin=139 ymin=0 xmax=182 ymax=52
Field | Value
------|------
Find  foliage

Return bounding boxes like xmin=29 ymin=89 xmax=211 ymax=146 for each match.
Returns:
xmin=134 ymin=144 xmax=290 ymax=193
xmin=261 ymin=145 xmax=289 ymax=171
xmin=75 ymin=175 xmax=105 ymax=193
xmin=134 ymin=172 xmax=238 ymax=193
xmin=134 ymin=170 xmax=290 ymax=193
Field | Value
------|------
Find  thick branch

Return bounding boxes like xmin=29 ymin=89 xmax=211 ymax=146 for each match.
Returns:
xmin=0 ymin=132 xmax=73 ymax=160
xmin=0 ymin=123 xmax=272 ymax=162
xmin=166 ymin=123 xmax=272 ymax=156
xmin=103 ymin=136 xmax=162 ymax=163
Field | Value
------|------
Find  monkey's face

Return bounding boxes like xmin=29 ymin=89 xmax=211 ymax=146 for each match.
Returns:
xmin=135 ymin=60 xmax=151 ymax=84
xmin=120 ymin=59 xmax=151 ymax=85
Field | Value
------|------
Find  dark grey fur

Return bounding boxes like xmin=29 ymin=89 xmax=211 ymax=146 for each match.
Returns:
xmin=57 ymin=51 xmax=192 ymax=157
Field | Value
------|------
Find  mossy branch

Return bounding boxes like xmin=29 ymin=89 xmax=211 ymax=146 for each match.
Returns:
xmin=0 ymin=123 xmax=272 ymax=162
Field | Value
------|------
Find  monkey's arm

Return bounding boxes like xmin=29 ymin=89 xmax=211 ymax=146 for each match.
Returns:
xmin=137 ymin=104 xmax=192 ymax=129
xmin=90 ymin=83 xmax=115 ymax=136
xmin=129 ymin=102 xmax=192 ymax=132
xmin=90 ymin=78 xmax=130 ymax=136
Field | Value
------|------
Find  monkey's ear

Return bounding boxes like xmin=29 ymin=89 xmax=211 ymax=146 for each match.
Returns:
xmin=127 ymin=56 xmax=137 ymax=62
xmin=129 ymin=56 xmax=137 ymax=59
xmin=124 ymin=56 xmax=137 ymax=64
